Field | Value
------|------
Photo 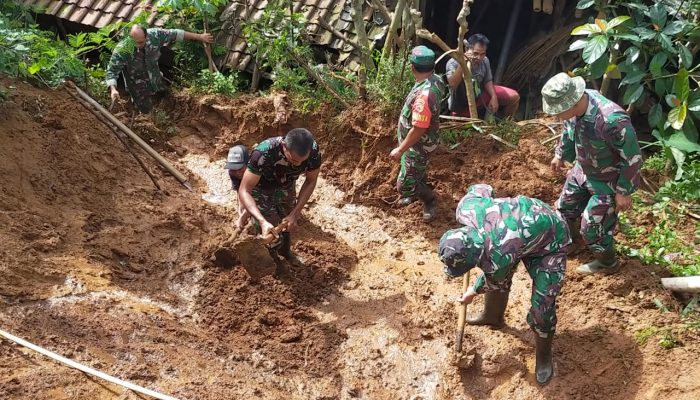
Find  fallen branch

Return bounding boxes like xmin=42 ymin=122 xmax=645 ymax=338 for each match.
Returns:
xmin=289 ymin=51 xmax=350 ymax=108
xmin=0 ymin=328 xmax=179 ymax=400
xmin=541 ymin=134 xmax=561 ymax=145
xmin=439 ymin=114 xmax=482 ymax=122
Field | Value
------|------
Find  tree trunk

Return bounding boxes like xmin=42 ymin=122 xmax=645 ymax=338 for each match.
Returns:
xmin=382 ymin=0 xmax=407 ymax=58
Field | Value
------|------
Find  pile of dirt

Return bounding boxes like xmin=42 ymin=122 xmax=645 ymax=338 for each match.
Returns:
xmin=1 ymin=80 xmax=699 ymax=400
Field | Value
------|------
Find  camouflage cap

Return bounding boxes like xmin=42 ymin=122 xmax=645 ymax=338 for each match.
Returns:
xmin=410 ymin=45 xmax=436 ymax=67
xmin=438 ymin=229 xmax=484 ymax=278
xmin=541 ymin=72 xmax=586 ymax=115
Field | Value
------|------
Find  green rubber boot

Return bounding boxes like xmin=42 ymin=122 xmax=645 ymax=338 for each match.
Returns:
xmin=467 ymin=291 xmax=509 ymax=327
xmin=576 ymin=247 xmax=620 ymax=275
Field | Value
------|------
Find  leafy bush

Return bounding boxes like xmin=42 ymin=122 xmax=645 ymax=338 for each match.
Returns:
xmin=657 ymin=158 xmax=700 ymax=202
xmin=368 ymin=50 xmax=414 ymax=114
xmin=570 ymin=1 xmax=700 ymax=180
xmin=191 ymin=70 xmax=240 ymax=96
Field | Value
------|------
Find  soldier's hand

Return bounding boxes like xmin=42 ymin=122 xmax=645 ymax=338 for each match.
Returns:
xmin=284 ymin=213 xmax=299 ymax=232
xmin=389 ymin=147 xmax=403 ymax=160
xmin=199 ymin=33 xmax=214 ymax=44
xmin=550 ymin=156 xmax=565 ymax=174
xmin=615 ymin=193 xmax=632 ymax=212
xmin=260 ymin=220 xmax=276 ymax=239
xmin=456 ymin=287 xmax=477 ymax=304
xmin=110 ymin=87 xmax=120 ymax=103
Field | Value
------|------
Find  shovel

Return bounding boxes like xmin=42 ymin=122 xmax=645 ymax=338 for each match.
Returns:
xmin=455 ymin=271 xmax=471 ymax=353
xmin=213 ymin=220 xmax=290 ymax=277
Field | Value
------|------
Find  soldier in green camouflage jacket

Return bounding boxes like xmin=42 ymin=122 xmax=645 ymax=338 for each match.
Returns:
xmin=389 ymin=45 xmax=446 ymax=222
xmin=105 ymin=25 xmax=213 ymax=113
xmin=542 ymin=73 xmax=642 ymax=275
xmin=438 ymin=184 xmax=570 ymax=385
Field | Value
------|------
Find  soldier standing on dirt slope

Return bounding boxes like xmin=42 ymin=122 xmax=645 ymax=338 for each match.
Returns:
xmin=438 ymin=184 xmax=571 ymax=385
xmin=105 ymin=24 xmax=213 ymax=113
xmin=224 ymin=145 xmax=251 ymax=230
xmin=390 ymin=45 xmax=446 ymax=223
xmin=542 ymin=73 xmax=642 ymax=275
xmin=238 ymin=128 xmax=321 ymax=274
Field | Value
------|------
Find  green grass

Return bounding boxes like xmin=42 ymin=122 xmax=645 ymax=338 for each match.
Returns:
xmin=633 ymin=327 xmax=657 ymax=345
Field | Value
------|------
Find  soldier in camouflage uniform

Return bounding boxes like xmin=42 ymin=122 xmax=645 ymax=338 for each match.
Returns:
xmin=105 ymin=25 xmax=213 ymax=113
xmin=390 ymin=45 xmax=446 ymax=222
xmin=238 ymin=128 xmax=321 ymax=274
xmin=542 ymin=73 xmax=642 ymax=275
xmin=438 ymin=184 xmax=571 ymax=385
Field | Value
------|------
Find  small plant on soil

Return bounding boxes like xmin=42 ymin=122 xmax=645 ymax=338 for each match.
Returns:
xmin=658 ymin=331 xmax=678 ymax=349
xmin=634 ymin=326 xmax=658 ymax=345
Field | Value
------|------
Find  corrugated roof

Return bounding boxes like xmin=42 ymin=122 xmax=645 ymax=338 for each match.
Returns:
xmin=219 ymin=0 xmax=392 ymax=73
xmin=20 ymin=0 xmax=167 ymax=28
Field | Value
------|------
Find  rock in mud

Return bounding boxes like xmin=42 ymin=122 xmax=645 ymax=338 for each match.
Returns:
xmin=279 ymin=326 xmax=302 ymax=343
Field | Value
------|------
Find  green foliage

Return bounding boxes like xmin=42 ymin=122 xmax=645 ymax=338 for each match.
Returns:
xmin=619 ymin=195 xmax=700 ymax=277
xmin=633 ymin=327 xmax=657 ymax=345
xmin=570 ymin=0 xmax=700 ymax=180
xmin=657 ymin=159 xmax=700 ymax=201
xmin=368 ymin=50 xmax=414 ymax=114
xmin=191 ymin=70 xmax=240 ymax=96
xmin=441 ymin=129 xmax=473 ymax=146
xmin=642 ymin=152 xmax=668 ymax=173
xmin=658 ymin=331 xmax=678 ymax=349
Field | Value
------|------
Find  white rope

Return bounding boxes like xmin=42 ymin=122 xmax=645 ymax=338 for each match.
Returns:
xmin=0 ymin=328 xmax=179 ymax=400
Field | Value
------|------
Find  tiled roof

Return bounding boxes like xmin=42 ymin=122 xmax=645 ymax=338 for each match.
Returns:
xmin=219 ymin=0 xmax=391 ymax=72
xmin=20 ymin=0 xmax=166 ymax=28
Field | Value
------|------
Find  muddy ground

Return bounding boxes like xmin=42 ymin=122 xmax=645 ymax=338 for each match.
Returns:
xmin=0 ymin=78 xmax=699 ymax=400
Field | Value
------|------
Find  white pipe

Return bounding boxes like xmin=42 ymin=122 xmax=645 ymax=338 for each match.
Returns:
xmin=0 ymin=328 xmax=179 ymax=400
xmin=661 ymin=276 xmax=700 ymax=293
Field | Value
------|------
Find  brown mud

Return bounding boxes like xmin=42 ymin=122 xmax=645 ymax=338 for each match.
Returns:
xmin=0 ymin=78 xmax=699 ymax=400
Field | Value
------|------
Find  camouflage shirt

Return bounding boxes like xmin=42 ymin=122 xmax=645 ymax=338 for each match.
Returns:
xmin=449 ymin=184 xmax=571 ymax=294
xmin=555 ymin=89 xmax=642 ymax=196
xmin=247 ymin=137 xmax=322 ymax=189
xmin=105 ymin=28 xmax=184 ymax=103
xmin=397 ymin=73 xmax=446 ymax=154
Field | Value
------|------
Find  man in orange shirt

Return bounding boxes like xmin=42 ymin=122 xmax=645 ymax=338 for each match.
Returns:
xmin=390 ymin=45 xmax=446 ymax=222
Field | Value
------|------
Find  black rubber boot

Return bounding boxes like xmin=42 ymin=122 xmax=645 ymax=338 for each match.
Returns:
xmin=278 ymin=232 xmax=305 ymax=268
xmin=566 ymin=218 xmax=584 ymax=256
xmin=576 ymin=246 xmax=620 ymax=275
xmin=534 ymin=329 xmax=554 ymax=385
xmin=267 ymin=246 xmax=288 ymax=277
xmin=467 ymin=291 xmax=509 ymax=327
xmin=417 ymin=185 xmax=437 ymax=222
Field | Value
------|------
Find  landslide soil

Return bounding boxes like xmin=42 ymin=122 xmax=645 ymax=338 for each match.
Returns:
xmin=0 ymin=79 xmax=698 ymax=400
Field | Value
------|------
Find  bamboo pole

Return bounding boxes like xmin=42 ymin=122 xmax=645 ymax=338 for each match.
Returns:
xmin=66 ymin=88 xmax=163 ymax=191
xmin=0 ymin=328 xmax=179 ymax=400
xmin=66 ymin=82 xmax=192 ymax=190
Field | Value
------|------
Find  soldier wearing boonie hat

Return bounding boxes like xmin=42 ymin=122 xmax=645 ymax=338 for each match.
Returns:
xmin=389 ymin=45 xmax=446 ymax=223
xmin=542 ymin=72 xmax=642 ymax=275
xmin=437 ymin=183 xmax=571 ymax=385
xmin=224 ymin=145 xmax=251 ymax=230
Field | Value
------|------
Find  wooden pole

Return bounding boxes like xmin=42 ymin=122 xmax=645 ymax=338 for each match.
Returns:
xmin=66 ymin=82 xmax=192 ymax=190
xmin=455 ymin=271 xmax=471 ymax=352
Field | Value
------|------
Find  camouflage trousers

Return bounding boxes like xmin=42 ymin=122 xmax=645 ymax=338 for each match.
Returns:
xmin=252 ymin=185 xmax=296 ymax=229
xmin=396 ymin=149 xmax=430 ymax=198
xmin=475 ymin=252 xmax=566 ymax=335
xmin=556 ymin=165 xmax=617 ymax=253
xmin=128 ymin=80 xmax=155 ymax=113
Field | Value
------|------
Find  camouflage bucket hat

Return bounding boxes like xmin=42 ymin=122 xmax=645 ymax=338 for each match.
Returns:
xmin=410 ymin=45 xmax=436 ymax=67
xmin=438 ymin=229 xmax=484 ymax=278
xmin=541 ymin=72 xmax=586 ymax=115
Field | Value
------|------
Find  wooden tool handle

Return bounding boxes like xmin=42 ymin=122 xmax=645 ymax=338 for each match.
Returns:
xmin=261 ymin=219 xmax=290 ymax=244
xmin=455 ymin=271 xmax=471 ymax=352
